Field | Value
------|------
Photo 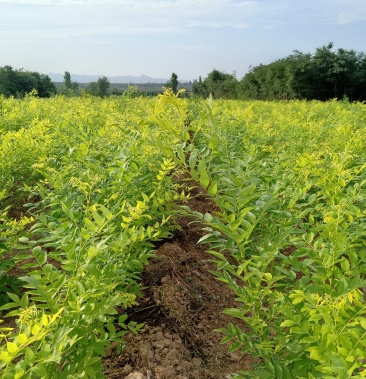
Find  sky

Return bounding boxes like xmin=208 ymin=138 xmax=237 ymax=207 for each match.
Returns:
xmin=0 ymin=0 xmax=365 ymax=81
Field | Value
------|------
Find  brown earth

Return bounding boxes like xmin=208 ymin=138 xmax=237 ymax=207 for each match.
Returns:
xmin=103 ymin=184 xmax=258 ymax=379
xmin=1 ymin=181 xmax=259 ymax=378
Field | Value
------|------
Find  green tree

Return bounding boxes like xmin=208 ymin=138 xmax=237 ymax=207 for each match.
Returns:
xmin=0 ymin=66 xmax=55 ymax=98
xmin=31 ymin=72 xmax=56 ymax=97
xmin=86 ymin=76 xmax=110 ymax=97
xmin=192 ymin=76 xmax=208 ymax=98
xmin=192 ymin=70 xmax=239 ymax=99
xmin=123 ymin=85 xmax=139 ymax=98
xmin=63 ymin=71 xmax=79 ymax=94
xmin=168 ymin=72 xmax=178 ymax=94
xmin=97 ymin=76 xmax=110 ymax=97
xmin=87 ymin=82 xmax=98 ymax=96
xmin=238 ymin=43 xmax=366 ymax=101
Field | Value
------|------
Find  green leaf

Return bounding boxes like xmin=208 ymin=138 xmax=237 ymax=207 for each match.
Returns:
xmin=228 ymin=341 xmax=242 ymax=352
xmin=188 ymin=151 xmax=197 ymax=170
xmin=308 ymin=194 xmax=317 ymax=204
xmin=7 ymin=292 xmax=20 ymax=304
xmin=302 ymin=259 xmax=315 ymax=267
xmin=340 ymin=258 xmax=350 ymax=272
xmin=273 ymin=361 xmax=284 ymax=379
xmin=25 ymin=347 xmax=34 ymax=362
xmin=31 ymin=364 xmax=47 ymax=377
xmin=197 ymin=159 xmax=210 ymax=188
xmin=92 ymin=210 xmax=104 ymax=226
xmin=265 ymin=359 xmax=275 ymax=375
xmin=220 ymin=335 xmax=234 ymax=344
xmin=208 ymin=179 xmax=218 ymax=196
xmin=348 ymin=250 xmax=358 ymax=265
xmin=0 ymin=302 xmax=18 ymax=310
xmin=61 ymin=202 xmax=75 ymax=221
xmin=199 ymin=167 xmax=210 ymax=189
xmin=20 ymin=294 xmax=29 ymax=309
xmin=84 ymin=218 xmax=96 ymax=232
xmin=37 ymin=251 xmax=47 ymax=266
xmin=222 ymin=308 xmax=245 ymax=320
xmin=203 ymin=213 xmax=213 ymax=223
xmin=12 ymin=244 xmax=30 ymax=250
xmin=280 ymin=320 xmax=296 ymax=327
xmin=100 ymin=205 xmax=113 ymax=221
xmin=306 ymin=232 xmax=314 ymax=244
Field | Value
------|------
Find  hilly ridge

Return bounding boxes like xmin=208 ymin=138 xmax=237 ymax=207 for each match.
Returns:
xmin=48 ymin=73 xmax=171 ymax=84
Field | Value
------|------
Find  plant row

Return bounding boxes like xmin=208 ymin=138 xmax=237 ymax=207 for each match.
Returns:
xmin=1 ymin=92 xmax=366 ymax=378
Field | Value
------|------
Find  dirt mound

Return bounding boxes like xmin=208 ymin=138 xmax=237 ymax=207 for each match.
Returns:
xmin=103 ymin=189 xmax=257 ymax=378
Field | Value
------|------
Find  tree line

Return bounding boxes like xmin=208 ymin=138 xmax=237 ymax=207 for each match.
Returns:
xmin=192 ymin=43 xmax=366 ymax=101
xmin=0 ymin=66 xmax=56 ymax=98
xmin=0 ymin=67 xmax=182 ymax=98
xmin=63 ymin=71 xmax=112 ymax=97
xmin=0 ymin=67 xmax=112 ymax=98
xmin=2 ymin=44 xmax=365 ymax=101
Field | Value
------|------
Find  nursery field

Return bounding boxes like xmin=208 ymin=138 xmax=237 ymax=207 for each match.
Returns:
xmin=0 ymin=92 xmax=366 ymax=378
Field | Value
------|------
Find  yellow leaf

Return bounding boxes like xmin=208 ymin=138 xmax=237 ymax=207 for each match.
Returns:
xmin=0 ymin=351 xmax=11 ymax=363
xmin=87 ymin=246 xmax=96 ymax=259
xmin=360 ymin=319 xmax=366 ymax=330
xmin=208 ymin=180 xmax=218 ymax=196
xmin=50 ymin=308 xmax=64 ymax=323
xmin=199 ymin=169 xmax=210 ymax=189
xmin=15 ymin=370 xmax=25 ymax=379
xmin=32 ymin=324 xmax=41 ymax=336
xmin=41 ymin=314 xmax=49 ymax=327
xmin=7 ymin=341 xmax=18 ymax=353
xmin=17 ymin=333 xmax=28 ymax=344
xmin=306 ymin=346 xmax=326 ymax=362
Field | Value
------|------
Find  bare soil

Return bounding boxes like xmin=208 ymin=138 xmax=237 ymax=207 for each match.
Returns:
xmin=103 ymin=185 xmax=258 ymax=379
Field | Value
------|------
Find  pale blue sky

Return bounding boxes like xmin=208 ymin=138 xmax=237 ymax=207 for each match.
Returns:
xmin=1 ymin=0 xmax=365 ymax=81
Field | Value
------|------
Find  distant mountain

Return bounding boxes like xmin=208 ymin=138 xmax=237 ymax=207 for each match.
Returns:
xmin=48 ymin=73 xmax=170 ymax=84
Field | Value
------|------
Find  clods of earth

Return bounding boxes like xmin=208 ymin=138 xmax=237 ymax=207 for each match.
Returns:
xmin=103 ymin=187 xmax=259 ymax=378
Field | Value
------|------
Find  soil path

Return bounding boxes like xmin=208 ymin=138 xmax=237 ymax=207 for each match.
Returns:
xmin=103 ymin=184 xmax=257 ymax=379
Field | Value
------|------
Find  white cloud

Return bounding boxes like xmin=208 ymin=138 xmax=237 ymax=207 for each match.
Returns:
xmin=306 ymin=0 xmax=366 ymax=25
xmin=1 ymin=0 xmax=365 ymax=53
xmin=0 ymin=0 xmax=260 ymax=40
xmin=336 ymin=9 xmax=366 ymax=24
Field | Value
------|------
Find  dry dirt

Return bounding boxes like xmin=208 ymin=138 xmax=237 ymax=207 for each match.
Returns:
xmin=1 ymin=181 xmax=258 ymax=378
xmin=103 ymin=184 xmax=258 ymax=379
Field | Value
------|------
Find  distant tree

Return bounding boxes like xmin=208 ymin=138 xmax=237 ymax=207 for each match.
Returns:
xmin=123 ymin=85 xmax=139 ymax=98
xmin=64 ymin=71 xmax=72 ymax=89
xmin=63 ymin=71 xmax=79 ymax=94
xmin=87 ymin=82 xmax=98 ymax=96
xmin=193 ymin=70 xmax=238 ymax=99
xmin=0 ymin=66 xmax=55 ymax=97
xmin=86 ymin=76 xmax=110 ymax=97
xmin=31 ymin=72 xmax=56 ymax=97
xmin=97 ymin=76 xmax=110 ymax=97
xmin=192 ymin=76 xmax=208 ymax=97
xmin=239 ymin=57 xmax=299 ymax=100
xmin=237 ymin=43 xmax=366 ymax=101
xmin=168 ymin=72 xmax=178 ymax=94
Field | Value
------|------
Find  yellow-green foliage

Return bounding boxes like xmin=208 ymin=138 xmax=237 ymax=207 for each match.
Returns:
xmin=191 ymin=99 xmax=366 ymax=378
xmin=0 ymin=94 xmax=365 ymax=378
xmin=0 ymin=91 xmax=188 ymax=378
